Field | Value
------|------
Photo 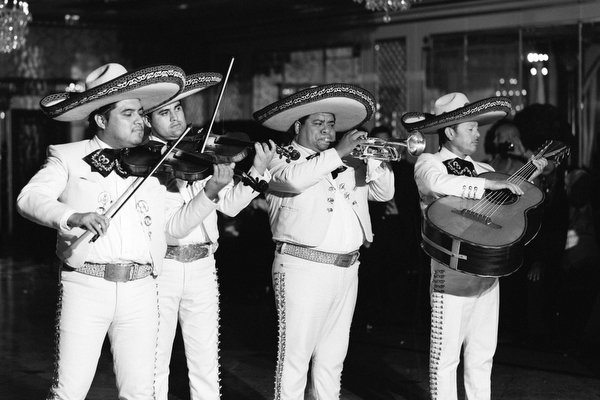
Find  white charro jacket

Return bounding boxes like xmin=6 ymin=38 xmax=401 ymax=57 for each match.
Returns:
xmin=16 ymin=136 xmax=216 ymax=274
xmin=414 ymin=147 xmax=494 ymax=212
xmin=266 ymin=141 xmax=395 ymax=248
xmin=146 ymin=134 xmax=271 ymax=246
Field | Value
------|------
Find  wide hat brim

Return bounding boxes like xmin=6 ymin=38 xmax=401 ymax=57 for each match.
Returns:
xmin=253 ymin=83 xmax=376 ymax=132
xmin=401 ymin=96 xmax=512 ymax=133
xmin=40 ymin=65 xmax=186 ymax=122
xmin=144 ymin=72 xmax=223 ymax=115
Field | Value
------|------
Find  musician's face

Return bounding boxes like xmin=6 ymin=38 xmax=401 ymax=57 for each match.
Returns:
xmin=148 ymin=101 xmax=187 ymax=141
xmin=296 ymin=112 xmax=336 ymax=152
xmin=98 ymin=99 xmax=145 ymax=148
xmin=447 ymin=121 xmax=480 ymax=157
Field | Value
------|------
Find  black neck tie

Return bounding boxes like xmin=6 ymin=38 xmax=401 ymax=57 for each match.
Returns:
xmin=83 ymin=148 xmax=129 ymax=178
xmin=443 ymin=157 xmax=476 ymax=177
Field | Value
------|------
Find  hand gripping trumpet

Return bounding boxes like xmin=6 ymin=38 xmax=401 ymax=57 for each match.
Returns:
xmin=350 ymin=131 xmax=426 ymax=161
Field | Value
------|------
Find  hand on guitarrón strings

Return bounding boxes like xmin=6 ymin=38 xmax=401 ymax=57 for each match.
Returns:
xmin=485 ymin=157 xmax=548 ymax=195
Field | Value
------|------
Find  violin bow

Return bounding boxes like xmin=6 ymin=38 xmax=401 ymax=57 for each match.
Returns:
xmin=62 ymin=57 xmax=236 ymax=256
xmin=196 ymin=58 xmax=235 ymax=153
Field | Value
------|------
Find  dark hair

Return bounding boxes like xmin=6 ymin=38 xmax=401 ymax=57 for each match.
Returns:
xmin=513 ymin=103 xmax=573 ymax=151
xmin=87 ymin=102 xmax=117 ymax=134
xmin=437 ymin=126 xmax=449 ymax=146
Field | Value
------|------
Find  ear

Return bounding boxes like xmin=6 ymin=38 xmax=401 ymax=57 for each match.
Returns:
xmin=444 ymin=126 xmax=454 ymax=141
xmin=94 ymin=114 xmax=106 ymax=130
xmin=143 ymin=115 xmax=152 ymax=129
xmin=294 ymin=121 xmax=301 ymax=135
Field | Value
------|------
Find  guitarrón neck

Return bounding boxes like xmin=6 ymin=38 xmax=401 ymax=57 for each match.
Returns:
xmin=507 ymin=155 xmax=543 ymax=185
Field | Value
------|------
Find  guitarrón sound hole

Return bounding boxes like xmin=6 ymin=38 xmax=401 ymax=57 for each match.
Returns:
xmin=484 ymin=189 xmax=518 ymax=205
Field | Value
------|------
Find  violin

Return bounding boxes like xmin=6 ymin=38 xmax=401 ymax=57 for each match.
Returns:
xmin=120 ymin=125 xmax=300 ymax=193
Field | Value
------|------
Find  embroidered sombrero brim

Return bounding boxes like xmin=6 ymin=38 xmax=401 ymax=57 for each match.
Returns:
xmin=144 ymin=72 xmax=223 ymax=114
xmin=40 ymin=65 xmax=186 ymax=122
xmin=253 ymin=83 xmax=376 ymax=132
xmin=401 ymin=97 xmax=512 ymax=133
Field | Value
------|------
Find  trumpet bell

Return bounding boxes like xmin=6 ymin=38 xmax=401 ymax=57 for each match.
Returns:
xmin=404 ymin=131 xmax=426 ymax=156
xmin=350 ymin=131 xmax=426 ymax=161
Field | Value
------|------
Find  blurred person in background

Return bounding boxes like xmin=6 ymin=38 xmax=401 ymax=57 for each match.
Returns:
xmin=484 ymin=118 xmax=532 ymax=175
xmin=512 ymin=103 xmax=571 ymax=348
xmin=357 ymin=124 xmax=423 ymax=332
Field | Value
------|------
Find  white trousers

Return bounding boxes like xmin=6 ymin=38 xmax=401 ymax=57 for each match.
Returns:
xmin=429 ymin=261 xmax=499 ymax=400
xmin=272 ymin=253 xmax=359 ymax=400
xmin=155 ymin=256 xmax=220 ymax=400
xmin=49 ymin=271 xmax=159 ymax=400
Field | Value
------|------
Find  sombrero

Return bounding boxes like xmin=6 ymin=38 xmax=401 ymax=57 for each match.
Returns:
xmin=40 ymin=63 xmax=185 ymax=122
xmin=144 ymin=71 xmax=223 ymax=114
xmin=253 ymin=83 xmax=376 ymax=132
xmin=401 ymin=93 xmax=512 ymax=134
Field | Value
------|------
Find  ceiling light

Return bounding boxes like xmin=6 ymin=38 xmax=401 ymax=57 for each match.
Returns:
xmin=353 ymin=0 xmax=420 ymax=23
xmin=0 ymin=0 xmax=31 ymax=54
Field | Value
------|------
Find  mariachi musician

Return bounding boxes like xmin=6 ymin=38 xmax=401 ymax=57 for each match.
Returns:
xmin=143 ymin=71 xmax=275 ymax=400
xmin=253 ymin=83 xmax=395 ymax=400
xmin=16 ymin=63 xmax=222 ymax=400
xmin=402 ymin=93 xmax=547 ymax=400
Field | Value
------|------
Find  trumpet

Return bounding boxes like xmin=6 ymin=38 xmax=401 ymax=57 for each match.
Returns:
xmin=350 ymin=131 xmax=426 ymax=161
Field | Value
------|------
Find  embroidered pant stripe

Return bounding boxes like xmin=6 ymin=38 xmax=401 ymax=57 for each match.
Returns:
xmin=48 ymin=271 xmax=159 ymax=400
xmin=155 ymin=257 xmax=222 ymax=400
xmin=429 ymin=261 xmax=499 ymax=400
xmin=272 ymin=253 xmax=358 ymax=400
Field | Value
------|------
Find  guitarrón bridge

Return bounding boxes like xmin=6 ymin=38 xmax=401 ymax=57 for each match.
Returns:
xmin=451 ymin=208 xmax=501 ymax=229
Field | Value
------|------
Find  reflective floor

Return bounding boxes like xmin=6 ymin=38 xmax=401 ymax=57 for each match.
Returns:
xmin=2 ymin=249 xmax=600 ymax=400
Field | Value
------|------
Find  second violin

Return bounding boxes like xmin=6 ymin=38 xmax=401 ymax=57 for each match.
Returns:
xmin=121 ymin=125 xmax=299 ymax=192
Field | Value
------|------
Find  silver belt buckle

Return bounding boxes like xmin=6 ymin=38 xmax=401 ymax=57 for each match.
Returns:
xmin=334 ymin=252 xmax=359 ymax=267
xmin=334 ymin=253 xmax=352 ymax=267
xmin=167 ymin=244 xmax=211 ymax=262
xmin=104 ymin=264 xmax=132 ymax=282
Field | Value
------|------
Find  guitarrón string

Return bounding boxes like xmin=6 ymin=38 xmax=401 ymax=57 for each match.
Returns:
xmin=467 ymin=151 xmax=544 ymax=219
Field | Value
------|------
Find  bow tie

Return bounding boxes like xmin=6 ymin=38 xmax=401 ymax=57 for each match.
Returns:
xmin=306 ymin=153 xmax=347 ymax=179
xmin=443 ymin=157 xmax=476 ymax=177
xmin=83 ymin=148 xmax=129 ymax=178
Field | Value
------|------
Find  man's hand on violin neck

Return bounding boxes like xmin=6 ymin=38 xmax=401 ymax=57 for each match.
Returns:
xmin=335 ymin=129 xmax=369 ymax=158
xmin=67 ymin=212 xmax=110 ymax=237
xmin=253 ymin=140 xmax=277 ymax=175
xmin=204 ymin=163 xmax=235 ymax=201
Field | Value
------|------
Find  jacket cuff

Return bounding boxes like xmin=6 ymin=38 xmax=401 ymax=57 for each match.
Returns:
xmin=59 ymin=209 xmax=77 ymax=232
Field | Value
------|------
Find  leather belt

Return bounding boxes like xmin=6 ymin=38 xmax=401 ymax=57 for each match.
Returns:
xmin=165 ymin=243 xmax=215 ymax=263
xmin=275 ymin=242 xmax=359 ymax=268
xmin=63 ymin=262 xmax=153 ymax=282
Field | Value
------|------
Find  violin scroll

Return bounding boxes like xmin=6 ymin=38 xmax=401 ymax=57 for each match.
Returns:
xmin=276 ymin=145 xmax=300 ymax=163
xmin=238 ymin=171 xmax=269 ymax=193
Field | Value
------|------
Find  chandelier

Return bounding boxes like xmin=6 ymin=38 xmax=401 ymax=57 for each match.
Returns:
xmin=0 ymin=0 xmax=31 ymax=54
xmin=354 ymin=0 xmax=420 ymax=23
